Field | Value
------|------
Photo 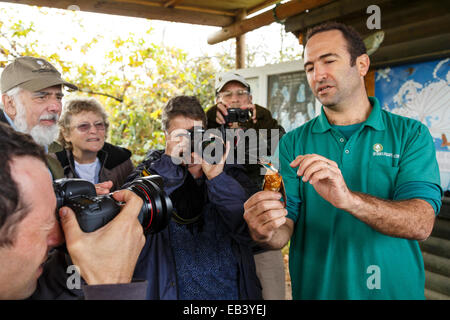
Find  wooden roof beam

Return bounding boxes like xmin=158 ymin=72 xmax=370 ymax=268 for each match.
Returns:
xmin=247 ymin=0 xmax=281 ymax=16
xmin=3 ymin=0 xmax=234 ymax=26
xmin=207 ymin=0 xmax=334 ymax=45
xmin=115 ymin=0 xmax=236 ymax=16
xmin=163 ymin=0 xmax=185 ymax=8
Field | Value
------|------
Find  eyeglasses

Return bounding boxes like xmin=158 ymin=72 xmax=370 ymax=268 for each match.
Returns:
xmin=73 ymin=122 xmax=106 ymax=133
xmin=219 ymin=90 xmax=249 ymax=99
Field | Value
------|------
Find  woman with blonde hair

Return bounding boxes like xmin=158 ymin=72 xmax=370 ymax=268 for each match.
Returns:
xmin=55 ymin=97 xmax=134 ymax=191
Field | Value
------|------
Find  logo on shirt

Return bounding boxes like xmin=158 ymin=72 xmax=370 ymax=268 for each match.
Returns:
xmin=373 ymin=143 xmax=383 ymax=152
xmin=372 ymin=143 xmax=400 ymax=159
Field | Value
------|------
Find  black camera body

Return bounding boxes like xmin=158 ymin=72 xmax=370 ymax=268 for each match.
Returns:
xmin=54 ymin=175 xmax=172 ymax=235
xmin=186 ymin=127 xmax=226 ymax=163
xmin=223 ymin=108 xmax=252 ymax=124
xmin=186 ymin=127 xmax=220 ymax=153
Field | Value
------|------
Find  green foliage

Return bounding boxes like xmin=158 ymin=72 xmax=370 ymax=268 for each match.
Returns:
xmin=0 ymin=6 xmax=220 ymax=164
xmin=80 ymin=39 xmax=218 ymax=163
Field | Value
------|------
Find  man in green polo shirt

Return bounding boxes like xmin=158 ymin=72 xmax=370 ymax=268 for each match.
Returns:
xmin=243 ymin=22 xmax=442 ymax=300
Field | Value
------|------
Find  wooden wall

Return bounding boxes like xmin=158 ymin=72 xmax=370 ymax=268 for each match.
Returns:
xmin=285 ymin=0 xmax=450 ymax=68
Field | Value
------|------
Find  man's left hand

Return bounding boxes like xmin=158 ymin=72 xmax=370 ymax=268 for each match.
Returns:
xmin=290 ymin=154 xmax=355 ymax=210
xmin=193 ymin=141 xmax=230 ymax=180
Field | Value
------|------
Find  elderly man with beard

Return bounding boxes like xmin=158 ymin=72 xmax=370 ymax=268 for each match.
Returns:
xmin=0 ymin=56 xmax=112 ymax=193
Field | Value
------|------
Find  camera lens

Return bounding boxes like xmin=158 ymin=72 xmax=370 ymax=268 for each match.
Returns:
xmin=127 ymin=175 xmax=173 ymax=234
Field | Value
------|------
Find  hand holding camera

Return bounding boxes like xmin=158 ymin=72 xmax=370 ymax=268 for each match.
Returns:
xmin=58 ymin=189 xmax=145 ymax=285
xmin=167 ymin=126 xmax=227 ymax=166
xmin=54 ymin=175 xmax=172 ymax=235
xmin=192 ymin=139 xmax=231 ymax=180
xmin=216 ymin=102 xmax=256 ymax=126
xmin=55 ymin=175 xmax=172 ymax=285
xmin=235 ymin=103 xmax=257 ymax=124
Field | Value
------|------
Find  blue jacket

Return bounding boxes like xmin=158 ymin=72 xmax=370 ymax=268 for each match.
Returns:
xmin=124 ymin=150 xmax=262 ymax=300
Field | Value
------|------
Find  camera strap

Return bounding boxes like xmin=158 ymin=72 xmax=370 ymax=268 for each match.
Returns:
xmin=169 ymin=171 xmax=207 ymax=231
xmin=171 ymin=209 xmax=202 ymax=225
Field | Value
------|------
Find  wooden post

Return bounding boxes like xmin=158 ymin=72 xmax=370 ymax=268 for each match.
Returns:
xmin=364 ymin=69 xmax=375 ymax=97
xmin=236 ymin=9 xmax=247 ymax=69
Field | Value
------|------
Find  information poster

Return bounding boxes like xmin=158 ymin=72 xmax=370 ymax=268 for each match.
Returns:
xmin=267 ymin=71 xmax=316 ymax=133
xmin=375 ymin=58 xmax=450 ymax=192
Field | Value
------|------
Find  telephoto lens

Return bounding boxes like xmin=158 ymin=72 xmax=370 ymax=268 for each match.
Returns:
xmin=53 ymin=175 xmax=172 ymax=235
xmin=126 ymin=175 xmax=173 ymax=234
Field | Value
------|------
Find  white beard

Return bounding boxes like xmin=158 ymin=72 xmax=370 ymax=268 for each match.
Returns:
xmin=29 ymin=122 xmax=59 ymax=147
xmin=13 ymin=98 xmax=59 ymax=147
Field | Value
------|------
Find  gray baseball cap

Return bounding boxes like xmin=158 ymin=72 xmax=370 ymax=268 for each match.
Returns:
xmin=215 ymin=71 xmax=250 ymax=94
xmin=0 ymin=56 xmax=78 ymax=93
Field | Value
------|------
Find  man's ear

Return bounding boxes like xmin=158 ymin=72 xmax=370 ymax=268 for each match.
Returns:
xmin=1 ymin=94 xmax=17 ymax=119
xmin=357 ymin=53 xmax=370 ymax=77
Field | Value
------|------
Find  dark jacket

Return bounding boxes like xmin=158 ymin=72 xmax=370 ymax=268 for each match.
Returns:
xmin=55 ymin=142 xmax=134 ymax=191
xmin=47 ymin=142 xmax=65 ymax=179
xmin=124 ymin=150 xmax=262 ymax=300
xmin=30 ymin=249 xmax=147 ymax=300
xmin=0 ymin=110 xmax=9 ymax=125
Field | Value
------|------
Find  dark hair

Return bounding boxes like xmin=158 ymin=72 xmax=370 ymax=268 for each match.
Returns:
xmin=305 ymin=21 xmax=366 ymax=66
xmin=0 ymin=122 xmax=47 ymax=247
xmin=161 ymin=95 xmax=206 ymax=131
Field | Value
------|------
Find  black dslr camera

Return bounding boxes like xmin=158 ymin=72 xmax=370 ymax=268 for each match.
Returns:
xmin=186 ymin=126 xmax=226 ymax=163
xmin=53 ymin=175 xmax=172 ymax=234
xmin=186 ymin=127 xmax=223 ymax=153
xmin=223 ymin=108 xmax=252 ymax=124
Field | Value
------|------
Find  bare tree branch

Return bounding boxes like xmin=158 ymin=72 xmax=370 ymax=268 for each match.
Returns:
xmin=80 ymin=88 xmax=124 ymax=102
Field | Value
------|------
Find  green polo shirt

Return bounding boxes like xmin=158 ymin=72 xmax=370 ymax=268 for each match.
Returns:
xmin=278 ymin=97 xmax=441 ymax=300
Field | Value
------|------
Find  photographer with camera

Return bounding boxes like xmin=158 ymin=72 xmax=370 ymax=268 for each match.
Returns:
xmin=0 ymin=122 xmax=147 ymax=300
xmin=207 ymin=72 xmax=286 ymax=201
xmin=206 ymin=72 xmax=286 ymax=300
xmin=124 ymin=95 xmax=261 ymax=299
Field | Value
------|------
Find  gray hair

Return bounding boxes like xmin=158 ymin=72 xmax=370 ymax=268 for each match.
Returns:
xmin=58 ymin=97 xmax=109 ymax=149
xmin=1 ymin=87 xmax=23 ymax=110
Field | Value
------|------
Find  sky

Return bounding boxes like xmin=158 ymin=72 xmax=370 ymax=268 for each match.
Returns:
xmin=0 ymin=2 xmax=302 ymax=68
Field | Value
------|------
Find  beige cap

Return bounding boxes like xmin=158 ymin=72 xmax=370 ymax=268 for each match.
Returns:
xmin=0 ymin=56 xmax=78 ymax=93
xmin=215 ymin=71 xmax=250 ymax=94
